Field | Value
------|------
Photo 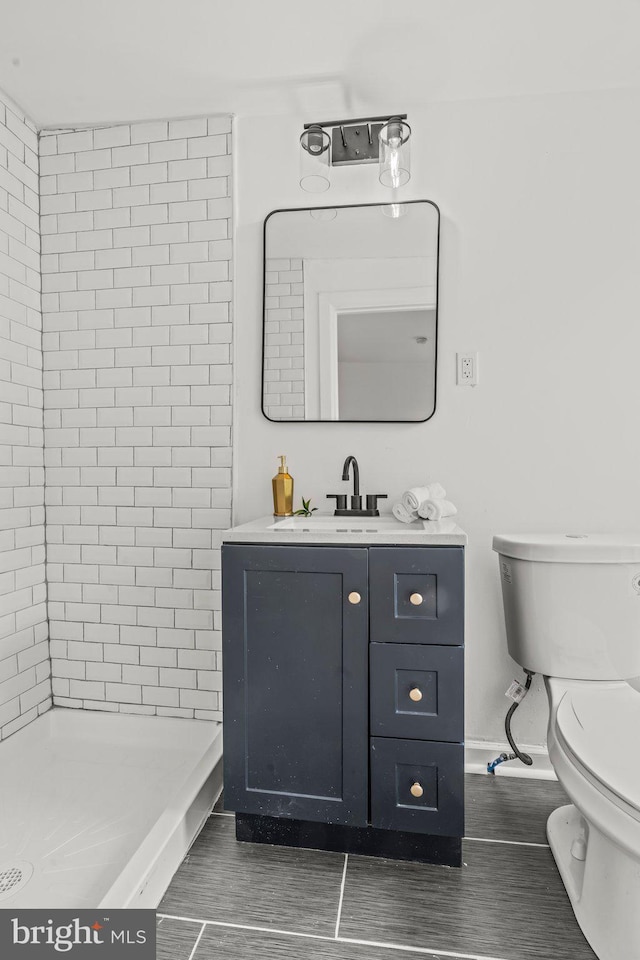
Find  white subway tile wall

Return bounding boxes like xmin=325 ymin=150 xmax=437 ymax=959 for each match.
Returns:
xmin=0 ymin=90 xmax=51 ymax=740
xmin=40 ymin=116 xmax=232 ymax=722
xmin=263 ymin=259 xmax=305 ymax=420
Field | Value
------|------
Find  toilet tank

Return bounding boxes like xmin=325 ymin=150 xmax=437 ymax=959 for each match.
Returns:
xmin=493 ymin=534 xmax=640 ymax=681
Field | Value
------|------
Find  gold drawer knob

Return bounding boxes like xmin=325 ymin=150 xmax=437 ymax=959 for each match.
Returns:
xmin=348 ymin=591 xmax=361 ymax=605
xmin=410 ymin=782 xmax=424 ymax=798
xmin=409 ymin=687 xmax=423 ymax=702
xmin=410 ymin=593 xmax=423 ymax=606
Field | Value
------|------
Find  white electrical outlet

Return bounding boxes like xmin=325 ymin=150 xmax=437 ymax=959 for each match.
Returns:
xmin=456 ymin=352 xmax=478 ymax=386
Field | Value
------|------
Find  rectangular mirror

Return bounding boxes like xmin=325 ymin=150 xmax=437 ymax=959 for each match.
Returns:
xmin=262 ymin=200 xmax=439 ymax=422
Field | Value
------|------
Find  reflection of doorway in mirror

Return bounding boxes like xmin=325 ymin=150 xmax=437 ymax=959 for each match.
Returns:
xmin=304 ymin=258 xmax=435 ymax=421
xmin=336 ymin=309 xmax=435 ymax=421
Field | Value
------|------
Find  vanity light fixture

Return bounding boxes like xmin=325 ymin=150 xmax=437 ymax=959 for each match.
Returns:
xmin=299 ymin=114 xmax=410 ymax=193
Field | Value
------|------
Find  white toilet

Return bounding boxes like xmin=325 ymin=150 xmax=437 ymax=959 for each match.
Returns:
xmin=493 ymin=533 xmax=640 ymax=960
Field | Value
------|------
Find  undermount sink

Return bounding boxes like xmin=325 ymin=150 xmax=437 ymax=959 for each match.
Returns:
xmin=268 ymin=515 xmax=433 ymax=534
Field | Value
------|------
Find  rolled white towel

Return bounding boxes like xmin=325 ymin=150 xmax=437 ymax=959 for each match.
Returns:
xmin=402 ymin=483 xmax=447 ymax=512
xmin=392 ymin=501 xmax=417 ymax=524
xmin=402 ymin=486 xmax=431 ymax=513
xmin=426 ymin=481 xmax=447 ymax=501
xmin=418 ymin=499 xmax=458 ymax=521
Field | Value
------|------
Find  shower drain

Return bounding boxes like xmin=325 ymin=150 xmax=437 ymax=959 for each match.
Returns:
xmin=0 ymin=861 xmax=34 ymax=901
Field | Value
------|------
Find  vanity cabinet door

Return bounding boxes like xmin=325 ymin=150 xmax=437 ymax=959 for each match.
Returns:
xmin=369 ymin=546 xmax=464 ymax=645
xmin=222 ymin=544 xmax=369 ymax=827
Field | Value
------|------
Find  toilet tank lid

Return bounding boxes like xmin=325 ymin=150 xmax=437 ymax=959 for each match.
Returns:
xmin=492 ymin=533 xmax=640 ymax=563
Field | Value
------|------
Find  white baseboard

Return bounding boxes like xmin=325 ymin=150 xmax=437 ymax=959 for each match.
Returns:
xmin=465 ymin=739 xmax=557 ymax=780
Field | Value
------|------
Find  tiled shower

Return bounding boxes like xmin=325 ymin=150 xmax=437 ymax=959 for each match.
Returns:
xmin=0 ymin=92 xmax=49 ymax=740
xmin=1 ymin=91 xmax=233 ymax=738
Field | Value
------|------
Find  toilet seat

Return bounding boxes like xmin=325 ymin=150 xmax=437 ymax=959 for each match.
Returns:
xmin=555 ymin=682 xmax=640 ymax=818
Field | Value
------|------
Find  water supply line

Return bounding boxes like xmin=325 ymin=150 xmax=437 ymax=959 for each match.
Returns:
xmin=487 ymin=752 xmax=514 ymax=774
xmin=487 ymin=669 xmax=535 ymax=774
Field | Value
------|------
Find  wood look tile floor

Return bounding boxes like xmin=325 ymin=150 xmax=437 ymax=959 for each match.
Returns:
xmin=158 ymin=774 xmax=597 ymax=960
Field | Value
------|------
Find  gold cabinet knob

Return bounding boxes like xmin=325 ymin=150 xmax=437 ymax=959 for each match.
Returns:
xmin=410 ymin=593 xmax=423 ymax=606
xmin=410 ymin=782 xmax=424 ymax=798
xmin=348 ymin=591 xmax=361 ymax=605
xmin=409 ymin=687 xmax=423 ymax=702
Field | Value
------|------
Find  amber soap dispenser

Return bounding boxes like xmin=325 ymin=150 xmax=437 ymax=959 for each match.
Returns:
xmin=272 ymin=455 xmax=294 ymax=517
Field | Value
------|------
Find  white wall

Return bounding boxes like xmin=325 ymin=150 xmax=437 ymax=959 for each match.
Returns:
xmin=40 ymin=116 xmax=232 ymax=721
xmin=0 ymin=89 xmax=50 ymax=740
xmin=233 ymin=89 xmax=640 ymax=746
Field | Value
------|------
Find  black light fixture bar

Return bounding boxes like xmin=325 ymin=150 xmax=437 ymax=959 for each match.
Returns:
xmin=303 ymin=114 xmax=407 ymax=130
xmin=302 ymin=114 xmax=408 ymax=168
xmin=299 ymin=113 xmax=411 ymax=183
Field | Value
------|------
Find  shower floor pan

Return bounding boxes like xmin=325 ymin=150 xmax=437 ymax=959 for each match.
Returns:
xmin=0 ymin=707 xmax=223 ymax=908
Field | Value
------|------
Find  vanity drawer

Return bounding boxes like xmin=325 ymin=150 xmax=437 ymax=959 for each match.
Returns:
xmin=369 ymin=547 xmax=464 ymax=645
xmin=370 ymin=737 xmax=464 ymax=837
xmin=370 ymin=643 xmax=463 ymax=742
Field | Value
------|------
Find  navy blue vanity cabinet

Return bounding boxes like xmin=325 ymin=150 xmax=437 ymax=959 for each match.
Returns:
xmin=223 ymin=540 xmax=464 ymax=866
xmin=222 ymin=544 xmax=369 ymax=826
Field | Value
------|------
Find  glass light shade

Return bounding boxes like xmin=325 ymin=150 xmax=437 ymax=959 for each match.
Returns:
xmin=300 ymin=125 xmax=331 ymax=193
xmin=379 ymin=119 xmax=411 ymax=188
xmin=310 ymin=208 xmax=337 ymax=221
xmin=381 ymin=202 xmax=408 ymax=219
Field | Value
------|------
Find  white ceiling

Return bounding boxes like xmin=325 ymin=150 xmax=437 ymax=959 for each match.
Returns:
xmin=0 ymin=0 xmax=639 ymax=129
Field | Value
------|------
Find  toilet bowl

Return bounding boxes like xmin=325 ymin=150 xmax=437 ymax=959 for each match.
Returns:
xmin=546 ymin=678 xmax=640 ymax=960
xmin=493 ymin=533 xmax=640 ymax=960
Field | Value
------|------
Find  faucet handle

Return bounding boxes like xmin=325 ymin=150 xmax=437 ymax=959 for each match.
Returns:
xmin=366 ymin=494 xmax=388 ymax=514
xmin=326 ymin=494 xmax=348 ymax=514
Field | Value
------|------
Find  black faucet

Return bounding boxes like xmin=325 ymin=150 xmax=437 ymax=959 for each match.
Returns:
xmin=342 ymin=455 xmax=361 ymax=509
xmin=327 ymin=456 xmax=388 ymax=517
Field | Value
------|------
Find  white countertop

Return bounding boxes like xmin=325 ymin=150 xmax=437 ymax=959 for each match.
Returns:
xmin=223 ymin=514 xmax=467 ymax=546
